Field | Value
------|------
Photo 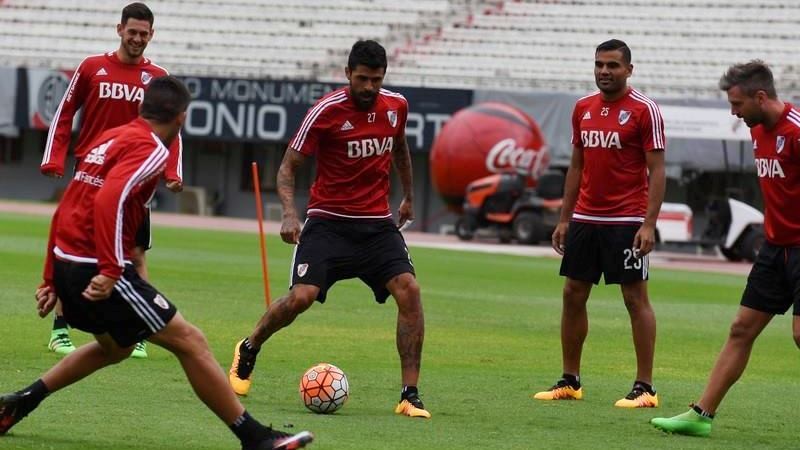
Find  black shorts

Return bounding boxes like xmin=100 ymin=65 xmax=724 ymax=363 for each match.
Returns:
xmin=135 ymin=207 xmax=152 ymax=250
xmin=290 ymin=217 xmax=415 ymax=303
xmin=559 ymin=221 xmax=649 ymax=285
xmin=53 ymin=259 xmax=177 ymax=347
xmin=741 ymin=242 xmax=800 ymax=315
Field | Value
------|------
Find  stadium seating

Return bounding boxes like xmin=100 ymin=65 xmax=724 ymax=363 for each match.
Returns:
xmin=0 ymin=0 xmax=456 ymax=79
xmin=1 ymin=0 xmax=798 ymax=98
xmin=388 ymin=1 xmax=800 ymax=98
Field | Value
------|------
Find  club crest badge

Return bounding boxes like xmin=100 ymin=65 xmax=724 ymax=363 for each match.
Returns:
xmin=387 ymin=110 xmax=398 ymax=128
xmin=141 ymin=71 xmax=153 ymax=85
xmin=153 ymin=294 xmax=169 ymax=310
xmin=777 ymin=136 xmax=785 ymax=154
xmin=297 ymin=263 xmax=309 ymax=277
xmin=619 ymin=110 xmax=631 ymax=125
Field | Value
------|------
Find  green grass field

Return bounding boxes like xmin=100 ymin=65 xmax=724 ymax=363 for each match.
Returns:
xmin=1 ymin=212 xmax=797 ymax=449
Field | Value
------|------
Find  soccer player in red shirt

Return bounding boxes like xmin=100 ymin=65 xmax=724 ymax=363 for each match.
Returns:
xmin=652 ymin=61 xmax=800 ymax=437
xmin=228 ymin=40 xmax=430 ymax=418
xmin=0 ymin=77 xmax=313 ymax=450
xmin=40 ymin=2 xmax=183 ymax=358
xmin=533 ymin=39 xmax=666 ymax=407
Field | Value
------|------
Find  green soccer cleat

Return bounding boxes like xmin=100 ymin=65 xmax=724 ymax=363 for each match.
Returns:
xmin=48 ymin=329 xmax=76 ymax=355
xmin=131 ymin=341 xmax=148 ymax=359
xmin=651 ymin=408 xmax=712 ymax=437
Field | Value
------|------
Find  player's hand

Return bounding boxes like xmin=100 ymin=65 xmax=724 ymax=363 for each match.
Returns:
xmin=633 ymin=223 xmax=656 ymax=257
xmin=280 ymin=213 xmax=302 ymax=244
xmin=82 ymin=274 xmax=116 ymax=301
xmin=34 ymin=285 xmax=57 ymax=318
xmin=166 ymin=180 xmax=183 ymax=192
xmin=397 ymin=197 xmax=414 ymax=230
xmin=552 ymin=221 xmax=569 ymax=255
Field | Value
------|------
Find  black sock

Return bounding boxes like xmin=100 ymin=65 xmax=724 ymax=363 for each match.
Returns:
xmin=230 ymin=411 xmax=271 ymax=445
xmin=634 ymin=380 xmax=656 ymax=395
xmin=562 ymin=373 xmax=581 ymax=389
xmin=691 ymin=404 xmax=715 ymax=419
xmin=16 ymin=379 xmax=50 ymax=417
xmin=241 ymin=338 xmax=260 ymax=355
xmin=401 ymin=385 xmax=418 ymax=401
xmin=52 ymin=316 xmax=68 ymax=331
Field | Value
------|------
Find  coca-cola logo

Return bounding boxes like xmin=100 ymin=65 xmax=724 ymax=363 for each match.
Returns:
xmin=485 ymin=138 xmax=547 ymax=179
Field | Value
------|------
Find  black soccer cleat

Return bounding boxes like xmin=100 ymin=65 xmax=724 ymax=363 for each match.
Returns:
xmin=244 ymin=429 xmax=314 ymax=450
xmin=0 ymin=392 xmax=25 ymax=435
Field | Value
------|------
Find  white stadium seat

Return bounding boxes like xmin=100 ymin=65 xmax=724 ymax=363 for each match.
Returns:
xmin=0 ymin=0 xmax=798 ymax=98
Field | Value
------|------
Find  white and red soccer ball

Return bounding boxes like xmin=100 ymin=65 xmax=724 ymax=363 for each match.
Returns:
xmin=299 ymin=363 xmax=349 ymax=414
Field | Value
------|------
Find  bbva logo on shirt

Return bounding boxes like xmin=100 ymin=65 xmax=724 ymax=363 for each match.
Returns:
xmin=347 ymin=137 xmax=394 ymax=158
xmin=580 ymin=130 xmax=622 ymax=149
xmin=99 ymin=82 xmax=144 ymax=103
xmin=84 ymin=139 xmax=114 ymax=165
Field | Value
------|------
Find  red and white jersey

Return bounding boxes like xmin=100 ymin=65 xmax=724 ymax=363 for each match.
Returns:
xmin=751 ymin=103 xmax=800 ymax=246
xmin=43 ymin=118 xmax=169 ymax=283
xmin=41 ymin=51 xmax=182 ymax=182
xmin=290 ymin=87 xmax=408 ymax=219
xmin=571 ymin=88 xmax=665 ymax=224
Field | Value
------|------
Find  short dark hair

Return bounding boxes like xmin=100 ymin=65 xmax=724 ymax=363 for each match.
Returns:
xmin=596 ymin=39 xmax=631 ymax=65
xmin=121 ymin=2 xmax=154 ymax=27
xmin=140 ymin=76 xmax=191 ymax=123
xmin=347 ymin=40 xmax=387 ymax=71
xmin=719 ymin=60 xmax=777 ymax=98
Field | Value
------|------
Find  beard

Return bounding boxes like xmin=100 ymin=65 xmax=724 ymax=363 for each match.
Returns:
xmin=353 ymin=92 xmax=376 ymax=109
xmin=123 ymin=41 xmax=146 ymax=58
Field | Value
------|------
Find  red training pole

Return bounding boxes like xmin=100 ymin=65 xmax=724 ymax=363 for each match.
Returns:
xmin=251 ymin=162 xmax=271 ymax=307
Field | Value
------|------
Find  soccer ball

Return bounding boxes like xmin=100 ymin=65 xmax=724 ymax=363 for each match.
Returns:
xmin=299 ymin=363 xmax=349 ymax=414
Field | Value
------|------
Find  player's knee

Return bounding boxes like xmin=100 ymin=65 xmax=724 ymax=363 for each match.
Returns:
xmin=397 ymin=277 xmax=421 ymax=301
xmin=164 ymin=321 xmax=210 ymax=356
xmin=180 ymin=324 xmax=210 ymax=353
xmin=793 ymin=331 xmax=800 ymax=349
xmin=393 ymin=276 xmax=422 ymax=312
xmin=728 ymin=317 xmax=757 ymax=343
xmin=562 ymin=283 xmax=589 ymax=307
xmin=104 ymin=345 xmax=134 ymax=364
xmin=287 ymin=287 xmax=317 ymax=312
xmin=622 ymin=293 xmax=647 ymax=312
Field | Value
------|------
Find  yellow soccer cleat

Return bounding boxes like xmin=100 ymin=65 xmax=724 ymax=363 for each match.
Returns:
xmin=533 ymin=379 xmax=583 ymax=401
xmin=229 ymin=339 xmax=257 ymax=396
xmin=614 ymin=383 xmax=659 ymax=408
xmin=394 ymin=394 xmax=431 ymax=419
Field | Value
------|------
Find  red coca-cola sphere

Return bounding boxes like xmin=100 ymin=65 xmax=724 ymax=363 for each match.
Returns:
xmin=430 ymin=102 xmax=549 ymax=207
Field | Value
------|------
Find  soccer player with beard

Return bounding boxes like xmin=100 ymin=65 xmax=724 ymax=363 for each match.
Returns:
xmin=228 ymin=40 xmax=430 ymax=419
xmin=0 ymin=76 xmax=313 ymax=450
xmin=652 ymin=61 xmax=800 ymax=437
xmin=40 ymin=2 xmax=183 ymax=359
xmin=533 ymin=39 xmax=667 ymax=408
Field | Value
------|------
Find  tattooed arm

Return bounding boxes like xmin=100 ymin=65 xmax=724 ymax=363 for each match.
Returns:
xmin=277 ymin=148 xmax=308 ymax=244
xmin=392 ymin=133 xmax=414 ymax=229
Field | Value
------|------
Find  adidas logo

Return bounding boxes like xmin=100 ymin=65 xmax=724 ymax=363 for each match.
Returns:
xmin=340 ymin=120 xmax=354 ymax=131
xmin=582 ymin=111 xmax=591 ymax=120
xmin=95 ymin=67 xmax=108 ymax=76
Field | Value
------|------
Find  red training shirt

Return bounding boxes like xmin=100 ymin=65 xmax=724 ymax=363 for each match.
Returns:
xmin=289 ymin=87 xmax=408 ymax=219
xmin=750 ymin=103 xmax=800 ymax=246
xmin=571 ymin=88 xmax=666 ymax=224
xmin=40 ymin=51 xmax=182 ymax=182
xmin=43 ymin=118 xmax=170 ymax=283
